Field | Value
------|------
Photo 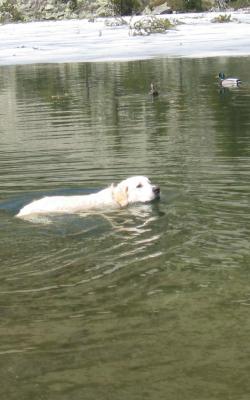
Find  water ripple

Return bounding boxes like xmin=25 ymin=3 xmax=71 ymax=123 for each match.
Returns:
xmin=0 ymin=204 xmax=163 ymax=295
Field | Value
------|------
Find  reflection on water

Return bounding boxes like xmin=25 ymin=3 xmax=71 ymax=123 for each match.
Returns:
xmin=0 ymin=57 xmax=250 ymax=399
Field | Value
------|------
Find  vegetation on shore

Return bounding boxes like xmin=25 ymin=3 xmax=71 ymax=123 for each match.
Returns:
xmin=0 ymin=0 xmax=249 ymax=24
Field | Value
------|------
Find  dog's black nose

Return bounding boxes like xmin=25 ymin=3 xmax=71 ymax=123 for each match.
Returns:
xmin=153 ymin=185 xmax=160 ymax=196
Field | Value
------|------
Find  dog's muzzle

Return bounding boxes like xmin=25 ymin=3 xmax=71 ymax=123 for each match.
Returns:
xmin=153 ymin=185 xmax=160 ymax=198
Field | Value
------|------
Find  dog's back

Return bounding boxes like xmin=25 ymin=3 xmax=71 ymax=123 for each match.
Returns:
xmin=16 ymin=187 xmax=114 ymax=217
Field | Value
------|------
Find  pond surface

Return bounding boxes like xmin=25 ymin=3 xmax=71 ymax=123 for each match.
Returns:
xmin=0 ymin=57 xmax=250 ymax=400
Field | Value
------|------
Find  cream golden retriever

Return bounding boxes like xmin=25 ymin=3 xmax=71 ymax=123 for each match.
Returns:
xmin=16 ymin=176 xmax=160 ymax=217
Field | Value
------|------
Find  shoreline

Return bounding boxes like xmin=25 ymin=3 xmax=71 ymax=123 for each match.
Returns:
xmin=0 ymin=10 xmax=250 ymax=66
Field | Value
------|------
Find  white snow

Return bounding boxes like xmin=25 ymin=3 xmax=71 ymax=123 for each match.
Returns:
xmin=0 ymin=11 xmax=250 ymax=65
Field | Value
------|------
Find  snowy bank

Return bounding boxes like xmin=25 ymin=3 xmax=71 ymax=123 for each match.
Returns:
xmin=0 ymin=11 xmax=250 ymax=66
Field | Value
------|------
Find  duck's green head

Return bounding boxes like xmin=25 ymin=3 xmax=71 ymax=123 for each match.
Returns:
xmin=219 ymin=72 xmax=225 ymax=80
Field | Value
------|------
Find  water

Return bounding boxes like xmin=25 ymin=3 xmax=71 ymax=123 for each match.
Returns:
xmin=0 ymin=57 xmax=250 ymax=399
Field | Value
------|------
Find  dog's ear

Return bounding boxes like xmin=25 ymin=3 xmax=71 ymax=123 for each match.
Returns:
xmin=112 ymin=184 xmax=129 ymax=207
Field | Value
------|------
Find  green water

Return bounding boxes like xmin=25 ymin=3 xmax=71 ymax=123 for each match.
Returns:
xmin=0 ymin=57 xmax=250 ymax=400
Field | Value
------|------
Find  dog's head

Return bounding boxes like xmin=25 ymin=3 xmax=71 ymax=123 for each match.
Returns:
xmin=112 ymin=176 xmax=160 ymax=208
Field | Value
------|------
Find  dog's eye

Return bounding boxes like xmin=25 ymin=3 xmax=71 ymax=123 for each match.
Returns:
xmin=136 ymin=183 xmax=143 ymax=188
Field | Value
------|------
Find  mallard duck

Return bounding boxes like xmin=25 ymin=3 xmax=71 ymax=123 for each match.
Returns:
xmin=149 ymin=82 xmax=159 ymax=96
xmin=218 ymin=72 xmax=242 ymax=87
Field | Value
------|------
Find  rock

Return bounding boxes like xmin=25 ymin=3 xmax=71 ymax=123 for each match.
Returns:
xmin=152 ymin=2 xmax=173 ymax=14
xmin=142 ymin=6 xmax=152 ymax=14
xmin=0 ymin=11 xmax=13 ymax=23
xmin=44 ymin=4 xmax=54 ymax=12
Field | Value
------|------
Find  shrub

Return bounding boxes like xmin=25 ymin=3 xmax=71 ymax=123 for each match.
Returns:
xmin=129 ymin=16 xmax=173 ymax=35
xmin=155 ymin=0 xmax=210 ymax=12
xmin=0 ymin=0 xmax=24 ymax=22
xmin=183 ymin=0 xmax=202 ymax=11
xmin=110 ymin=0 xmax=142 ymax=15
xmin=212 ymin=13 xmax=232 ymax=22
xmin=68 ymin=0 xmax=78 ymax=11
xmin=230 ymin=0 xmax=250 ymax=9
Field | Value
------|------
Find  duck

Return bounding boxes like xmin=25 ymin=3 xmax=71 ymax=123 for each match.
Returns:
xmin=149 ymin=82 xmax=159 ymax=96
xmin=218 ymin=72 xmax=242 ymax=87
